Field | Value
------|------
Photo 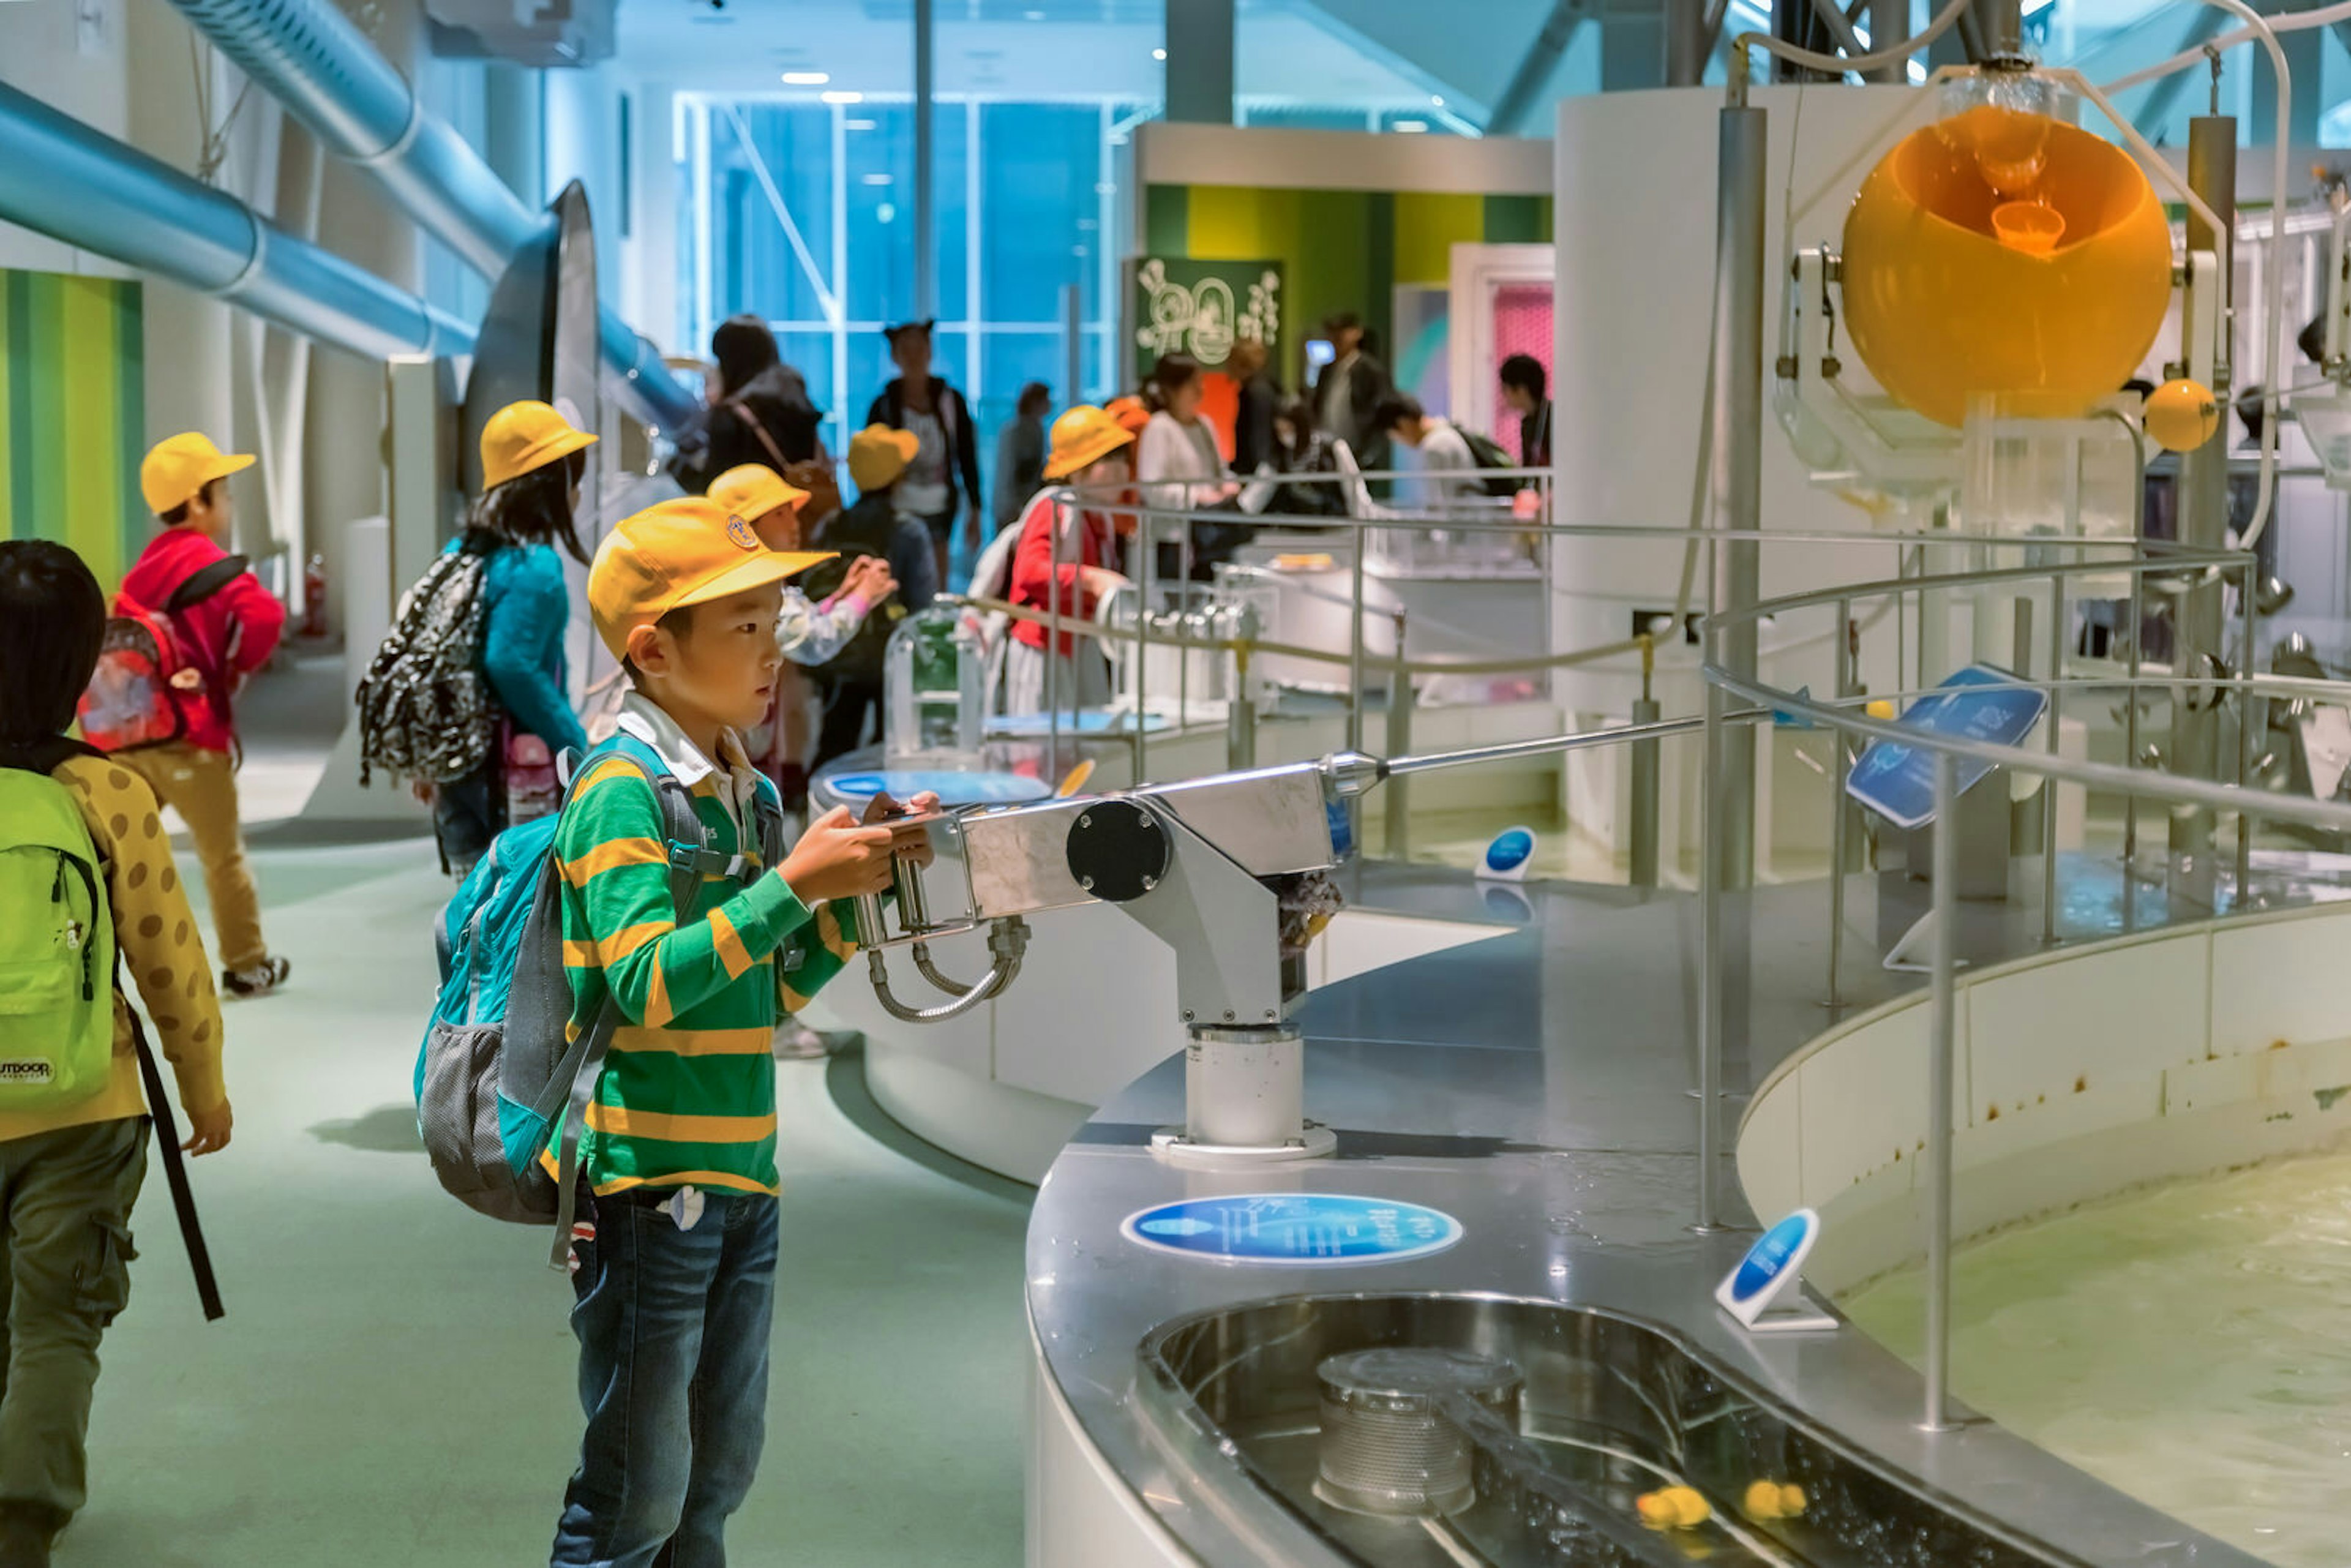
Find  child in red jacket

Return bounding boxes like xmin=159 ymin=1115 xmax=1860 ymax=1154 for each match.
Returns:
xmin=119 ymin=433 xmax=291 ymax=999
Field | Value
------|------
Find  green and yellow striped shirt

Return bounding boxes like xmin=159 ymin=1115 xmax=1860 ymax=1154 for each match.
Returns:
xmin=552 ymin=699 xmax=856 ymax=1198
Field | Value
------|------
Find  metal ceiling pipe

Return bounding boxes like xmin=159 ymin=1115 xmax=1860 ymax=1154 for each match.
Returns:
xmin=0 ymin=81 xmax=473 ymax=361
xmin=159 ymin=0 xmax=697 ymax=431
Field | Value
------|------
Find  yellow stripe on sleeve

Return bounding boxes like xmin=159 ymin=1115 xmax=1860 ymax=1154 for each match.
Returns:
xmin=582 ymin=1106 xmax=778 ymax=1144
xmin=816 ymin=904 xmax=856 ymax=961
xmin=561 ymin=836 xmax=669 ymax=885
xmin=643 ymin=963 xmax=675 ymax=1027
xmin=607 ymin=1026 xmax=774 ymax=1057
xmin=710 ymin=908 xmax=752 ymax=979
xmin=599 ymin=922 xmax=670 ymax=964
xmin=572 ymin=757 xmax=645 ymax=797
xmin=781 ymin=981 xmax=813 ymax=1015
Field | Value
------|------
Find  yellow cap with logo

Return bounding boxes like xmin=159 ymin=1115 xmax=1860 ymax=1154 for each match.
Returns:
xmin=707 ymin=463 xmax=810 ymax=525
xmin=588 ymin=495 xmax=834 ymax=659
xmin=141 ymin=432 xmax=255 ymax=516
xmin=481 ymin=400 xmax=599 ymax=491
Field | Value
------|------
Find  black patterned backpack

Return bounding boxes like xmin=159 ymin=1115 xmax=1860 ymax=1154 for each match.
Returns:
xmin=356 ymin=536 xmax=498 ymax=790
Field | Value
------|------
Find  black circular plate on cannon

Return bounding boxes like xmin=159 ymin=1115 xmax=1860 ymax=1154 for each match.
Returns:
xmin=1065 ymin=800 xmax=1171 ymax=903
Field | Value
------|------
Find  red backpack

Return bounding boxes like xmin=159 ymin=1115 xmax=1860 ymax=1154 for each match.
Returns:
xmin=78 ymin=555 xmax=247 ymax=754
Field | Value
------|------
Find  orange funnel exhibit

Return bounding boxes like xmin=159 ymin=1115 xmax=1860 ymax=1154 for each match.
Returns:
xmin=1840 ymin=102 xmax=2173 ymax=430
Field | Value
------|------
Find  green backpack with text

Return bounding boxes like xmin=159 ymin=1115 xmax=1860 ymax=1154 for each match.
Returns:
xmin=0 ymin=754 xmax=116 ymax=1111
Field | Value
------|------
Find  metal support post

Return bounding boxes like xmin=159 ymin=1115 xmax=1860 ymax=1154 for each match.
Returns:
xmin=1226 ymin=651 xmax=1257 ymax=772
xmin=1923 ymin=750 xmax=1960 ymax=1433
xmin=1136 ymin=508 xmax=1154 ymax=783
xmin=1712 ymin=101 xmax=1768 ymax=893
xmin=1696 ymin=678 xmax=1726 ymax=1232
xmin=1060 ymin=282 xmax=1083 ymax=408
xmin=1979 ymin=0 xmax=2022 ymax=59
xmin=2237 ymin=558 xmax=2257 ymax=901
xmin=1630 ymin=637 xmax=1661 ymax=888
xmin=2171 ymin=113 xmax=2237 ymax=908
xmin=913 ymin=0 xmax=936 ymax=318
xmin=1046 ymin=492 xmax=1064 ymax=782
xmin=2124 ymin=566 xmax=2144 ymax=879
xmin=1825 ymin=598 xmax=1852 ymax=1005
xmin=1347 ymin=533 xmax=1368 ymax=752
xmin=1867 ymin=0 xmax=1909 ymax=81
xmin=2042 ymin=574 xmax=2064 ymax=945
xmin=1666 ymin=0 xmax=1710 ymax=86
xmin=1384 ymin=609 xmax=1413 ymax=860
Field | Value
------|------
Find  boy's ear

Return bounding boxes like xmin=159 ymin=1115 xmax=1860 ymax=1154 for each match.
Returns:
xmin=624 ymin=621 xmax=667 ymax=674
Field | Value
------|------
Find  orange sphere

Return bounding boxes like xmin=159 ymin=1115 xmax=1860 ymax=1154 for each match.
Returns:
xmin=2145 ymin=377 xmax=2220 ymax=453
xmin=1842 ymin=106 xmax=2173 ymax=429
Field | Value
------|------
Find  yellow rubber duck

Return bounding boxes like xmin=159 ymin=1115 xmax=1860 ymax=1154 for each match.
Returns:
xmin=1637 ymin=1486 xmax=1712 ymax=1530
xmin=1742 ymin=1480 xmax=1809 ymax=1520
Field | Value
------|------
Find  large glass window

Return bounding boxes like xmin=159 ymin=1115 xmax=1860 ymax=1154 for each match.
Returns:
xmin=680 ymin=92 xmax=1131 ymax=473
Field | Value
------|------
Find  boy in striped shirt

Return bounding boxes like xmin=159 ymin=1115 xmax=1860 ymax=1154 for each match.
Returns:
xmin=551 ymin=496 xmax=930 ymax=1568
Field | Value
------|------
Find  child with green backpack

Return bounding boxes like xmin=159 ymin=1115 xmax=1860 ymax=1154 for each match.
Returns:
xmin=0 ymin=541 xmax=233 ymax=1568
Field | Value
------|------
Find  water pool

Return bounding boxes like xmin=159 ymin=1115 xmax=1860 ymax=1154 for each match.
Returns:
xmin=1843 ymin=1148 xmax=2351 ymax=1567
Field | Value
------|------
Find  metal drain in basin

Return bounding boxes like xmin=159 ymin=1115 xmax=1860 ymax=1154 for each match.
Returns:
xmin=1314 ymin=1348 xmax=1525 ymax=1517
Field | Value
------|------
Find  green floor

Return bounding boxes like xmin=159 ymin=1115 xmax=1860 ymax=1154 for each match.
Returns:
xmin=54 ymin=839 xmax=1031 ymax=1567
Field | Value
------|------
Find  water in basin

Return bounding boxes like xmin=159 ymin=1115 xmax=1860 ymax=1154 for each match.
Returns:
xmin=1844 ymin=1147 xmax=2351 ymax=1567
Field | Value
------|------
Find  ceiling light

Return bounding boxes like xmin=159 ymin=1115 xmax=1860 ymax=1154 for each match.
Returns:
xmin=1152 ymin=47 xmax=1166 ymax=61
xmin=1430 ymin=94 xmax=1444 ymax=106
xmin=1024 ymin=7 xmax=1045 ymax=17
xmin=846 ymin=118 xmax=878 ymax=131
xmin=781 ymin=70 xmax=828 ymax=85
xmin=861 ymin=173 xmax=893 ymax=186
xmin=1393 ymin=119 xmax=1428 ymax=133
xmin=821 ymin=89 xmax=864 ymax=104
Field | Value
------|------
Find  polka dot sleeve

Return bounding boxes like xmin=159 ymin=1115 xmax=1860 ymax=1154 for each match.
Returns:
xmin=58 ymin=757 xmax=228 ymax=1116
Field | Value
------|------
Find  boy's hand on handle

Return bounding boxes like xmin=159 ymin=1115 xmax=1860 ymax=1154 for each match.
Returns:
xmin=779 ymin=806 xmax=898 ymax=904
xmin=183 ymin=1100 xmax=234 ymax=1156
xmin=1079 ymin=566 xmax=1128 ymax=603
xmin=863 ymin=790 xmax=942 ymax=868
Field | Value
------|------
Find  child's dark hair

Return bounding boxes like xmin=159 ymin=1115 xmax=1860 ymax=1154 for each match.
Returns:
xmin=1371 ymin=392 xmax=1425 ymax=432
xmin=0 ymin=541 xmax=107 ymax=747
xmin=1142 ymin=353 xmax=1201 ymax=415
xmin=159 ymin=477 xmax=224 ymax=528
xmin=621 ymin=605 xmax=696 ymax=688
xmin=1499 ymin=353 xmax=1547 ymax=402
xmin=471 ymin=449 xmax=590 ymax=564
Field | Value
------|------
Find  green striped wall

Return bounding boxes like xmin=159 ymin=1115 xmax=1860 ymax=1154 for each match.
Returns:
xmin=0 ymin=271 xmax=147 ymax=588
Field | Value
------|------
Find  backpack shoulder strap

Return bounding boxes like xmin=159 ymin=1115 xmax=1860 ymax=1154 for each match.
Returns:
xmin=165 ymin=553 xmax=252 ymax=615
xmin=726 ymin=399 xmax=793 ymax=475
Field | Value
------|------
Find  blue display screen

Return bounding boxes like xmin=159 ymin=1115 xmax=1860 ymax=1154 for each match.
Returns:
xmin=826 ymin=770 xmax=1049 ymax=807
xmin=1120 ymin=1193 xmax=1464 ymax=1266
xmin=1730 ymin=1211 xmax=1813 ymax=1302
xmin=1844 ymin=664 xmax=2047 ymax=831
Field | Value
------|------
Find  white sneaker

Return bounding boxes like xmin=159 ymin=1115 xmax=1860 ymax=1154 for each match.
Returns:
xmin=222 ymin=956 xmax=291 ymax=1000
xmin=773 ymin=1021 xmax=830 ymax=1060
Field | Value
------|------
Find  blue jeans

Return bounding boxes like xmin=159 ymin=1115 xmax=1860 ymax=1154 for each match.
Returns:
xmin=550 ymin=1187 xmax=779 ymax=1568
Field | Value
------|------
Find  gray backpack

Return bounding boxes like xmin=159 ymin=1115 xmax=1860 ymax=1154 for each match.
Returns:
xmin=356 ymin=539 xmax=497 ymax=789
xmin=416 ymin=735 xmax=785 ymax=1268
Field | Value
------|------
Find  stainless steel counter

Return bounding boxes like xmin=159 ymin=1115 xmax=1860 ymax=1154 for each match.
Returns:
xmin=1026 ymin=863 xmax=2284 ymax=1566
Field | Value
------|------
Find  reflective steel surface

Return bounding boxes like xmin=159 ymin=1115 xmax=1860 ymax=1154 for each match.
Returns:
xmin=1026 ymin=860 xmax=2322 ymax=1567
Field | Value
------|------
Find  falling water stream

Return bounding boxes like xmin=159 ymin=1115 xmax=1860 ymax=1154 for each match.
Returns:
xmin=1845 ymin=1148 xmax=2351 ymax=1567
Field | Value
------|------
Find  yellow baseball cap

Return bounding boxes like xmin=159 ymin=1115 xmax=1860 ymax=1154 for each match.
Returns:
xmin=847 ymin=424 xmax=921 ymax=493
xmin=481 ymin=400 xmax=599 ymax=491
xmin=588 ymin=496 xmax=834 ymax=660
xmin=1043 ymin=404 xmax=1137 ymax=479
xmin=707 ymin=463 xmax=810 ymax=525
xmin=141 ymin=432 xmax=255 ymax=516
